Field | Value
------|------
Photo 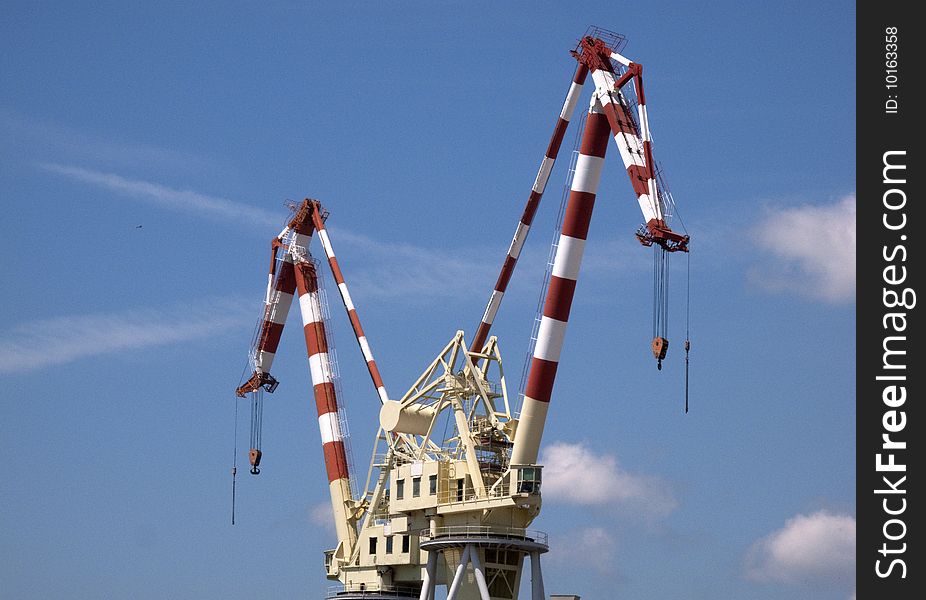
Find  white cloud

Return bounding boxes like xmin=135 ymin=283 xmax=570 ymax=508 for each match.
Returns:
xmin=327 ymin=229 xmax=644 ymax=303
xmin=745 ymin=510 xmax=856 ymax=584
xmin=540 ymin=441 xmax=677 ymax=517
xmin=40 ymin=163 xmax=280 ymax=227
xmin=39 ymin=160 xmax=637 ymax=304
xmin=2 ymin=108 xmax=211 ymax=171
xmin=38 ymin=161 xmax=636 ymax=305
xmin=547 ymin=527 xmax=617 ymax=574
xmin=0 ymin=298 xmax=253 ymax=374
xmin=580 ymin=527 xmax=618 ymax=573
xmin=36 ymin=163 xmax=496 ymax=302
xmin=750 ymin=195 xmax=856 ymax=303
xmin=326 ymin=227 xmax=497 ymax=302
xmin=308 ymin=502 xmax=334 ymax=531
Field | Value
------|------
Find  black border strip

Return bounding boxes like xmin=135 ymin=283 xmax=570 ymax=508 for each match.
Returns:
xmin=858 ymin=2 xmax=922 ymax=596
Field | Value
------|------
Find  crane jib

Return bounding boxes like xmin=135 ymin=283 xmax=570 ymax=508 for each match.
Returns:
xmin=230 ymin=27 xmax=692 ymax=598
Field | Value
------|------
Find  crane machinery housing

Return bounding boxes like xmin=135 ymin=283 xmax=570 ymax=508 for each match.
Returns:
xmin=234 ymin=27 xmax=689 ymax=600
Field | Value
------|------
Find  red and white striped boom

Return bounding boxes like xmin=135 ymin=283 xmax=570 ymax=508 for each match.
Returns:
xmin=294 ymin=259 xmax=357 ymax=549
xmin=469 ymin=61 xmax=590 ymax=356
xmin=310 ymin=208 xmax=390 ymax=405
xmin=510 ymin=102 xmax=612 ymax=465
xmin=236 ymin=204 xmax=315 ymax=397
xmin=236 ymin=199 xmax=391 ymax=553
xmin=493 ymin=30 xmax=690 ymax=465
xmin=471 ymin=31 xmax=688 ymax=360
xmin=237 ymin=200 xmax=390 ymax=404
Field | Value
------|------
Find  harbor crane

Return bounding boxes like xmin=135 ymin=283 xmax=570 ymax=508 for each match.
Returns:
xmin=234 ymin=27 xmax=689 ymax=600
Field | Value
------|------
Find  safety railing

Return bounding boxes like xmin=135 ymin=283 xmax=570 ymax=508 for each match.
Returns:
xmin=325 ymin=583 xmax=420 ymax=598
xmin=435 ymin=481 xmax=512 ymax=506
xmin=419 ymin=525 xmax=548 ymax=546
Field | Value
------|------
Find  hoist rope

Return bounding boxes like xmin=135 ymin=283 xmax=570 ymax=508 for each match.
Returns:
xmin=652 ymin=245 xmax=669 ymax=342
xmin=685 ymin=250 xmax=691 ymax=413
xmin=249 ymin=388 xmax=263 ymax=469
xmin=231 ymin=394 xmax=239 ymax=525
xmin=663 ymin=247 xmax=669 ymax=336
xmin=653 ymin=246 xmax=659 ymax=338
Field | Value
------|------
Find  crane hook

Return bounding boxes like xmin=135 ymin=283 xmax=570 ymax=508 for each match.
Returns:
xmin=248 ymin=448 xmax=262 ymax=476
xmin=651 ymin=336 xmax=668 ymax=370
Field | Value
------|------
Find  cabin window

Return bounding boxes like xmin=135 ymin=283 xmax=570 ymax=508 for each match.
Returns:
xmin=517 ymin=467 xmax=541 ymax=494
xmin=429 ymin=474 xmax=437 ymax=496
xmin=396 ymin=478 xmax=404 ymax=500
xmin=369 ymin=537 xmax=377 ymax=556
xmin=412 ymin=476 xmax=421 ymax=498
xmin=385 ymin=535 xmax=394 ymax=554
xmin=401 ymin=535 xmax=410 ymax=553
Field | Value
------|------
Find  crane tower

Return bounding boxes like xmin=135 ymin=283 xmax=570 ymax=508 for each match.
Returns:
xmin=235 ymin=27 xmax=689 ymax=600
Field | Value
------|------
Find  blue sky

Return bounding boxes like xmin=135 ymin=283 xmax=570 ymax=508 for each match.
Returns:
xmin=1 ymin=2 xmax=855 ymax=599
